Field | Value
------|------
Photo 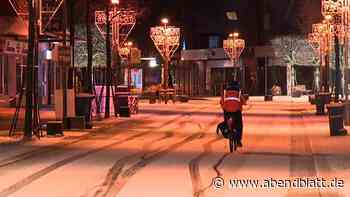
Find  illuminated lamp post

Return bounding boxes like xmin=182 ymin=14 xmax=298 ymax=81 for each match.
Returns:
xmin=95 ymin=0 xmax=136 ymax=117
xmin=318 ymin=0 xmax=349 ymax=133
xmin=310 ymin=22 xmax=332 ymax=92
xmin=321 ymin=0 xmax=346 ymax=101
xmin=150 ymin=18 xmax=180 ymax=92
xmin=340 ymin=0 xmax=350 ymax=125
xmin=223 ymin=32 xmax=245 ymax=90
xmin=340 ymin=0 xmax=350 ymax=101
xmin=105 ymin=0 xmax=118 ymax=118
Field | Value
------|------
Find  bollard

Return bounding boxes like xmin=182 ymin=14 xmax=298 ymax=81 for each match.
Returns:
xmin=315 ymin=92 xmax=331 ymax=115
xmin=343 ymin=101 xmax=350 ymax=126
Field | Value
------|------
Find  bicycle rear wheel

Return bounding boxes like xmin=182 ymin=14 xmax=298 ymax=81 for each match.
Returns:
xmin=229 ymin=134 xmax=236 ymax=152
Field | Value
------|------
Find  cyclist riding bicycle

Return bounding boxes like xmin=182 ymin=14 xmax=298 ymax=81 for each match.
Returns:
xmin=220 ymin=81 xmax=246 ymax=147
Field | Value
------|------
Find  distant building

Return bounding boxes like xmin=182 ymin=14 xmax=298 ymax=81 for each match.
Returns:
xmin=0 ymin=1 xmax=68 ymax=107
xmin=169 ymin=0 xmax=322 ymax=96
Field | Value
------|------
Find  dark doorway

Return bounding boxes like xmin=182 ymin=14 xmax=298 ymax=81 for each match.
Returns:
xmin=256 ymin=58 xmax=266 ymax=96
xmin=294 ymin=65 xmax=315 ymax=91
xmin=269 ymin=66 xmax=287 ymax=95
xmin=211 ymin=67 xmax=236 ymax=96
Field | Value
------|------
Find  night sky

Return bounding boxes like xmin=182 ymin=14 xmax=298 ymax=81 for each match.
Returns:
xmin=127 ymin=0 xmax=322 ymax=54
xmin=0 ymin=0 xmax=322 ymax=56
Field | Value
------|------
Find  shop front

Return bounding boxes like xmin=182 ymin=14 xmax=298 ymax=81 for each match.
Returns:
xmin=0 ymin=38 xmax=27 ymax=97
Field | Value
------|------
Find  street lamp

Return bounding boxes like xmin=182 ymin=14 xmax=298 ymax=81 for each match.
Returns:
xmin=320 ymin=0 xmax=346 ymax=101
xmin=161 ymin=18 xmax=169 ymax=25
xmin=309 ymin=21 xmax=332 ymax=92
xmin=150 ymin=18 xmax=180 ymax=91
xmin=95 ymin=0 xmax=136 ymax=117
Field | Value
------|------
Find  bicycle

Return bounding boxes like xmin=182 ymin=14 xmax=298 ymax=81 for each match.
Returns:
xmin=226 ymin=116 xmax=239 ymax=152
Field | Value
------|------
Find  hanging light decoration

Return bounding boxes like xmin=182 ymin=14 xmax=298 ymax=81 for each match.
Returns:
xmin=95 ymin=6 xmax=136 ymax=54
xmin=311 ymin=22 xmax=332 ymax=55
xmin=322 ymin=0 xmax=343 ymax=17
xmin=223 ymin=33 xmax=245 ymax=66
xmin=308 ymin=32 xmax=321 ymax=55
xmin=321 ymin=0 xmax=347 ymax=42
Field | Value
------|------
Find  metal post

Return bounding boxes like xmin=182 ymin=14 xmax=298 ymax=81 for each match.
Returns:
xmin=164 ymin=59 xmax=169 ymax=90
xmin=62 ymin=0 xmax=68 ymax=125
xmin=86 ymin=0 xmax=93 ymax=93
xmin=242 ymin=62 xmax=245 ymax=93
xmin=319 ymin=44 xmax=323 ymax=92
xmin=163 ymin=29 xmax=169 ymax=91
xmin=105 ymin=5 xmax=111 ymax=118
xmin=24 ymin=0 xmax=36 ymax=139
xmin=345 ymin=37 xmax=349 ymax=101
xmin=128 ymin=49 xmax=132 ymax=89
xmin=344 ymin=37 xmax=350 ymax=125
xmin=69 ymin=0 xmax=75 ymax=91
xmin=325 ymin=54 xmax=330 ymax=92
xmin=335 ymin=35 xmax=341 ymax=102
xmin=47 ymin=59 xmax=52 ymax=105
xmin=265 ymin=56 xmax=268 ymax=96
xmin=233 ymin=60 xmax=237 ymax=81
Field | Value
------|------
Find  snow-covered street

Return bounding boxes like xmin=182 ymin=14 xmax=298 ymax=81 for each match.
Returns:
xmin=0 ymin=98 xmax=349 ymax=197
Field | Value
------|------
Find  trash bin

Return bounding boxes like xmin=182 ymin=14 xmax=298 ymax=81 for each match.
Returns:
xmin=75 ymin=93 xmax=95 ymax=129
xmin=327 ymin=103 xmax=347 ymax=136
xmin=117 ymin=95 xmax=130 ymax=117
xmin=315 ymin=92 xmax=331 ymax=115
xmin=114 ymin=86 xmax=131 ymax=117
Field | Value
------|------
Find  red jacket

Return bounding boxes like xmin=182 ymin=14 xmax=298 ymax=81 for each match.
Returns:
xmin=220 ymin=90 xmax=245 ymax=112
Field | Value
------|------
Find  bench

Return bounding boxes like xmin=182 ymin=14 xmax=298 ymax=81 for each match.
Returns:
xmin=159 ymin=89 xmax=176 ymax=104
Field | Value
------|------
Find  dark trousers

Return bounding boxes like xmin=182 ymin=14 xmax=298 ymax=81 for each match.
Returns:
xmin=224 ymin=111 xmax=243 ymax=141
